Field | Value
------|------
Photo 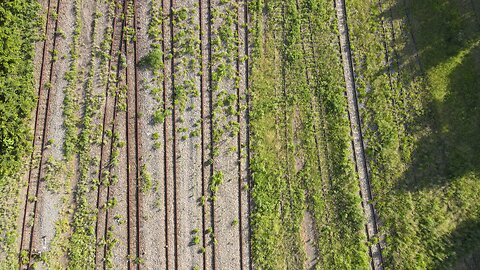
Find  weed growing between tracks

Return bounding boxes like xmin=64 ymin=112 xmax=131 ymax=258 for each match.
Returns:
xmin=144 ymin=0 xmax=166 ymax=156
xmin=66 ymin=0 xmax=99 ymax=268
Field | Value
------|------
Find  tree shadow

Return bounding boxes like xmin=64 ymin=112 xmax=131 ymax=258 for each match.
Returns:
xmin=438 ymin=218 xmax=480 ymax=269
xmin=379 ymin=0 xmax=480 ymax=191
xmin=373 ymin=0 xmax=480 ymax=268
xmin=397 ymin=42 xmax=480 ymax=191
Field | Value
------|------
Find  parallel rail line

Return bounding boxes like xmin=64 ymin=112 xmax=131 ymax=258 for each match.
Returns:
xmin=207 ymin=0 xmax=216 ymax=268
xmin=93 ymin=0 xmax=128 ymax=268
xmin=132 ymin=0 xmax=142 ymax=268
xmin=333 ymin=0 xmax=384 ymax=269
xmin=94 ymin=0 xmax=123 ymax=266
xmin=168 ymin=0 xmax=179 ymax=268
xmin=295 ymin=3 xmax=334 ymax=265
xmin=161 ymin=0 xmax=170 ymax=267
xmin=244 ymin=0 xmax=253 ymax=268
xmin=198 ymin=0 xmax=208 ymax=268
xmin=125 ymin=0 xmax=142 ymax=268
xmin=18 ymin=0 xmax=61 ymax=267
xmin=236 ymin=0 xmax=244 ymax=268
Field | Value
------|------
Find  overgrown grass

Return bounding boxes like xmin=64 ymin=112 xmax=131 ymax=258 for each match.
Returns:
xmin=0 ymin=0 xmax=41 ymax=268
xmin=249 ymin=0 xmax=369 ymax=268
xmin=346 ymin=0 xmax=480 ymax=268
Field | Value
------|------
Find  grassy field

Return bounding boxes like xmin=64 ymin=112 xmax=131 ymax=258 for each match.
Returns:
xmin=249 ymin=0 xmax=369 ymax=268
xmin=344 ymin=0 xmax=480 ymax=268
xmin=249 ymin=0 xmax=480 ymax=269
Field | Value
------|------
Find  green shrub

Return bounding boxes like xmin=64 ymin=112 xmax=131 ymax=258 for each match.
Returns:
xmin=140 ymin=47 xmax=163 ymax=71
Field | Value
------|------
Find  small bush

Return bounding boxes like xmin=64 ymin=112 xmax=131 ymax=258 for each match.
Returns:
xmin=140 ymin=48 xmax=163 ymax=71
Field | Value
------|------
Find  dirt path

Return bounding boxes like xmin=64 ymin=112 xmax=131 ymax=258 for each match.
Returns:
xmin=334 ymin=0 xmax=384 ymax=269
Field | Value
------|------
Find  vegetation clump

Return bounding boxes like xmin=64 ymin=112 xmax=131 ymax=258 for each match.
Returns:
xmin=0 ymin=0 xmax=41 ymax=267
xmin=140 ymin=47 xmax=163 ymax=71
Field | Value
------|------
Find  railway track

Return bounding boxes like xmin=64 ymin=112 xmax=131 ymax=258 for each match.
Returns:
xmin=18 ymin=0 xmax=254 ymax=268
xmin=291 ymin=1 xmax=352 ymax=267
xmin=243 ymin=1 xmax=253 ymax=269
xmin=160 ymin=0 xmax=176 ymax=268
xmin=236 ymin=0 xmax=252 ymax=269
xmin=169 ymin=0 xmax=179 ymax=267
xmin=213 ymin=0 xmax=250 ymax=267
xmin=294 ymin=2 xmax=335 ymax=264
xmin=98 ymin=0 xmax=144 ymax=267
xmin=94 ymin=0 xmax=124 ymax=266
xmin=199 ymin=0 xmax=208 ymax=268
xmin=305 ymin=4 xmax=337 ymax=220
xmin=125 ymin=0 xmax=141 ymax=267
xmin=94 ymin=0 xmax=128 ymax=267
xmin=236 ymin=0 xmax=253 ymax=269
xmin=18 ymin=0 xmax=61 ymax=267
xmin=333 ymin=0 xmax=384 ymax=269
xmin=12 ymin=0 xmax=480 ymax=268
xmin=160 ymin=0 xmax=170 ymax=267
xmin=133 ymin=0 xmax=143 ymax=267
xmin=207 ymin=0 xmax=216 ymax=268
xmin=280 ymin=0 xmax=297 ymax=228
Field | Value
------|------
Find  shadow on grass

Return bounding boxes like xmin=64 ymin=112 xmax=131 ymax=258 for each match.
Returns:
xmin=376 ymin=0 xmax=480 ymax=268
xmin=442 ymin=218 xmax=480 ymax=269
xmin=379 ymin=0 xmax=480 ymax=190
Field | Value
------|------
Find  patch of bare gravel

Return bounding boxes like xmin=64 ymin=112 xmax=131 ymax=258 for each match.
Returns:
xmin=211 ymin=0 xmax=242 ymax=269
xmin=135 ymin=0 xmax=168 ymax=268
xmin=172 ymin=0 xmax=204 ymax=269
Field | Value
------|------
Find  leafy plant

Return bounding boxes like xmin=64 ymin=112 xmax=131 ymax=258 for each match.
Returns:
xmin=140 ymin=47 xmax=163 ymax=71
